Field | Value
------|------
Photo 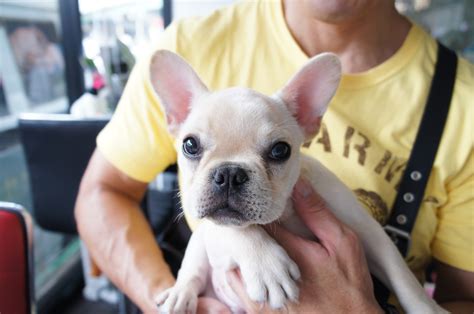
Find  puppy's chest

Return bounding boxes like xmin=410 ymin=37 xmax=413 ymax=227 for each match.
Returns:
xmin=201 ymin=223 xmax=240 ymax=270
xmin=205 ymin=242 xmax=237 ymax=270
xmin=201 ymin=212 xmax=313 ymax=271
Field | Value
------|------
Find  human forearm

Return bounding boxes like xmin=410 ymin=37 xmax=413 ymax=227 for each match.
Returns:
xmin=440 ymin=301 xmax=474 ymax=313
xmin=434 ymin=259 xmax=474 ymax=314
xmin=76 ymin=186 xmax=175 ymax=312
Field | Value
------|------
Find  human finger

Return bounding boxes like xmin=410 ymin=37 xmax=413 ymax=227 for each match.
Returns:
xmin=226 ymin=269 xmax=264 ymax=314
xmin=196 ymin=297 xmax=232 ymax=314
xmin=292 ymin=178 xmax=347 ymax=245
xmin=263 ymin=223 xmax=321 ymax=268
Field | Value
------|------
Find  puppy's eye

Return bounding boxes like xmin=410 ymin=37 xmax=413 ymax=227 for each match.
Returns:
xmin=269 ymin=142 xmax=291 ymax=161
xmin=183 ymin=136 xmax=201 ymax=157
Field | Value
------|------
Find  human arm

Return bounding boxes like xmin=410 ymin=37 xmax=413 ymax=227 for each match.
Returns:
xmin=434 ymin=260 xmax=474 ymax=313
xmin=75 ymin=150 xmax=175 ymax=312
xmin=73 ymin=25 xmax=181 ymax=312
xmin=431 ymin=153 xmax=474 ymax=313
xmin=228 ymin=179 xmax=383 ymax=313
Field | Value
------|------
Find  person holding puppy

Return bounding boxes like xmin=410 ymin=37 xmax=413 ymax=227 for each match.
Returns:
xmin=75 ymin=0 xmax=474 ymax=313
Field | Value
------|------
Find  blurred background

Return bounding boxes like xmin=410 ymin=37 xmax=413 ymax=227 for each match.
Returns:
xmin=0 ymin=0 xmax=472 ymax=313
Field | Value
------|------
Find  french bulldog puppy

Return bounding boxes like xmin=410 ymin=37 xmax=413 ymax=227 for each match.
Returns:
xmin=150 ymin=50 xmax=446 ymax=314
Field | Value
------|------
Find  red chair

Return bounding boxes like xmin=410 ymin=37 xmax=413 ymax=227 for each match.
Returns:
xmin=0 ymin=202 xmax=34 ymax=314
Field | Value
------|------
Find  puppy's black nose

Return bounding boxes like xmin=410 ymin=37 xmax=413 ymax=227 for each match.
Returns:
xmin=213 ymin=165 xmax=249 ymax=191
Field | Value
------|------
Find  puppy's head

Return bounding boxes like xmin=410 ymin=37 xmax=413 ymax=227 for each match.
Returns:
xmin=150 ymin=51 xmax=341 ymax=227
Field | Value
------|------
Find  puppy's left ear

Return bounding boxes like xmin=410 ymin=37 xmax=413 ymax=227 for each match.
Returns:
xmin=276 ymin=53 xmax=341 ymax=140
xmin=150 ymin=50 xmax=208 ymax=135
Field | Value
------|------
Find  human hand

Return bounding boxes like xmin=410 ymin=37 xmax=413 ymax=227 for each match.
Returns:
xmin=196 ymin=297 xmax=231 ymax=314
xmin=227 ymin=178 xmax=383 ymax=314
xmin=155 ymin=295 xmax=230 ymax=313
xmin=154 ymin=284 xmax=231 ymax=314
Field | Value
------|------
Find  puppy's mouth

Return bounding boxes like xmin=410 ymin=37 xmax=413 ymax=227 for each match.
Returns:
xmin=199 ymin=203 xmax=247 ymax=226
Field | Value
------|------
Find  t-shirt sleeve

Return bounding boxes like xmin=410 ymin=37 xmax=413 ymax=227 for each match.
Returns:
xmin=96 ymin=24 xmax=180 ymax=182
xmin=432 ymin=151 xmax=474 ymax=272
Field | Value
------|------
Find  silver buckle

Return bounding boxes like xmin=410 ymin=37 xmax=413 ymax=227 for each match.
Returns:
xmin=384 ymin=225 xmax=411 ymax=252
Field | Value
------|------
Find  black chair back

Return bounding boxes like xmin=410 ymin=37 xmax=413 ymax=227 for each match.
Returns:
xmin=19 ymin=114 xmax=108 ymax=234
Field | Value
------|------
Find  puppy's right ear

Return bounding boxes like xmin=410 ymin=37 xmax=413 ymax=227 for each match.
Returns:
xmin=150 ymin=50 xmax=208 ymax=135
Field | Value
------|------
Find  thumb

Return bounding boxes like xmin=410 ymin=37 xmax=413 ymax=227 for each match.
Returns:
xmin=292 ymin=178 xmax=346 ymax=244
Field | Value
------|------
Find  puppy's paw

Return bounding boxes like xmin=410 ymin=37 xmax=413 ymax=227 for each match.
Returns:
xmin=155 ymin=285 xmax=198 ymax=314
xmin=239 ymin=243 xmax=300 ymax=309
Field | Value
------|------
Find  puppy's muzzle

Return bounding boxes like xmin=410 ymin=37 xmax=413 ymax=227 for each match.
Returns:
xmin=198 ymin=164 xmax=251 ymax=224
xmin=212 ymin=164 xmax=249 ymax=192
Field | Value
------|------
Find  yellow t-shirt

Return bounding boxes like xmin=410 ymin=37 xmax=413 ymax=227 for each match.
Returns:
xmin=97 ymin=0 xmax=474 ymax=282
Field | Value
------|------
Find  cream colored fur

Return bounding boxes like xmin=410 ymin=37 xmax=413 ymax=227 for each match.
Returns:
xmin=151 ymin=50 xmax=446 ymax=314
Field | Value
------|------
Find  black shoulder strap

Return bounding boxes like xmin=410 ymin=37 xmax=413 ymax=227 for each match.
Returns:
xmin=373 ymin=43 xmax=457 ymax=308
xmin=383 ymin=43 xmax=458 ymax=257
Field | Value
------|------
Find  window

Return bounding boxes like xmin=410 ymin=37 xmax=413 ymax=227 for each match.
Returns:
xmin=397 ymin=0 xmax=474 ymax=62
xmin=0 ymin=0 xmax=74 ymax=304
